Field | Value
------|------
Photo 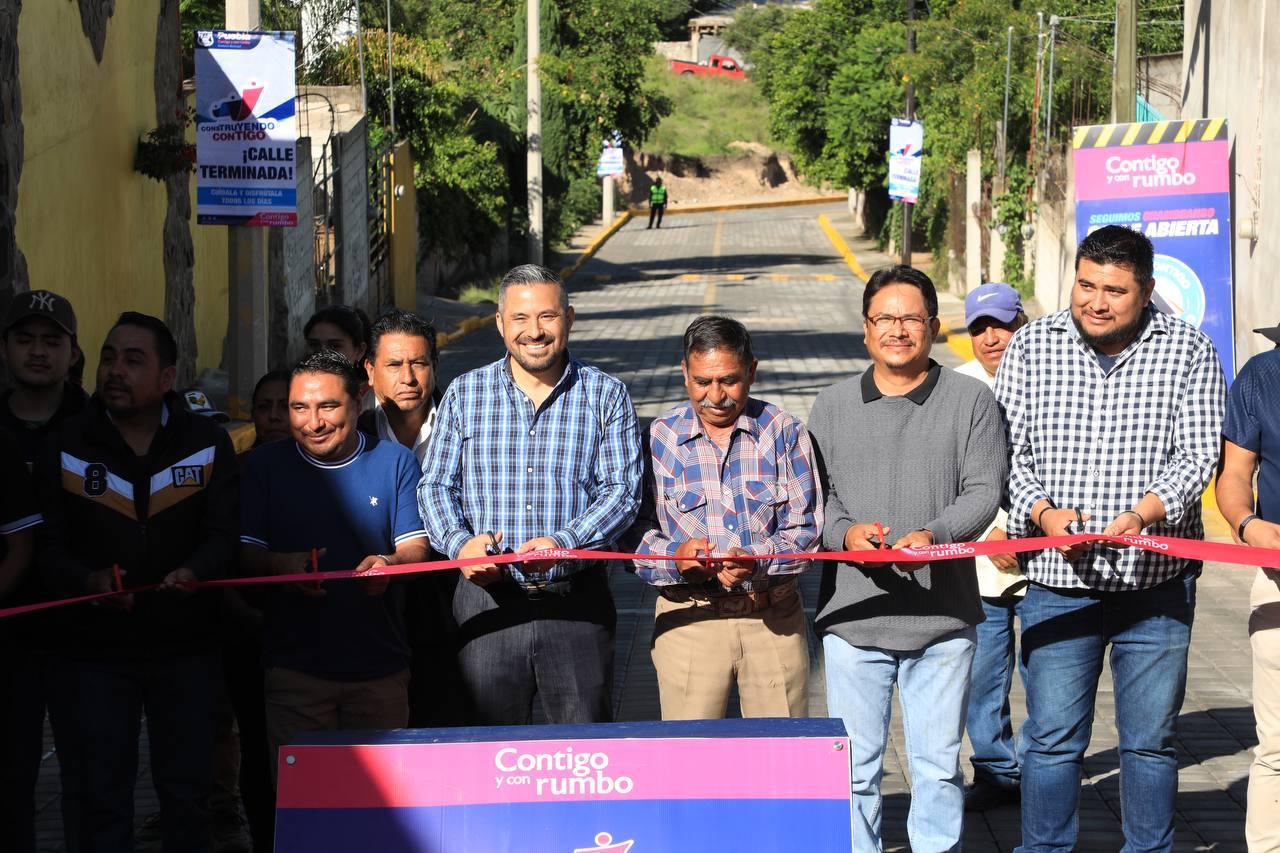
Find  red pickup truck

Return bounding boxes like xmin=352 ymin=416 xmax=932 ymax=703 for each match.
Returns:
xmin=668 ymin=54 xmax=746 ymax=80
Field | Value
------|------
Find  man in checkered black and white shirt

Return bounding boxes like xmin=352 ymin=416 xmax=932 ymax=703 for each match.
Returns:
xmin=993 ymin=225 xmax=1226 ymax=852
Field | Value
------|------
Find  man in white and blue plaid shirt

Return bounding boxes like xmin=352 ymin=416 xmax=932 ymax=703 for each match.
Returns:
xmin=418 ymin=264 xmax=641 ymax=727
xmin=994 ymin=225 xmax=1226 ymax=852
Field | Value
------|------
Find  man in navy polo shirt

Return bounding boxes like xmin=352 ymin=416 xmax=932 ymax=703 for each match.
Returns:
xmin=240 ymin=349 xmax=429 ymax=779
xmin=1216 ymin=337 xmax=1280 ymax=850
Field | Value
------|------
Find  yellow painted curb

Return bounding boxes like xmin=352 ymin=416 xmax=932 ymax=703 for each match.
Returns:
xmin=816 ymin=213 xmax=869 ymax=282
xmin=560 ymin=211 xmax=633 ymax=282
xmin=937 ymin=318 xmax=975 ymax=362
xmin=438 ymin=314 xmax=492 ymax=350
xmin=628 ymin=195 xmax=847 ymax=217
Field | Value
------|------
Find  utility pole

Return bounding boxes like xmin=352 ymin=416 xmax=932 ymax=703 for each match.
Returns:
xmin=999 ymin=24 xmax=1012 ymax=180
xmin=1113 ymin=0 xmax=1137 ymax=122
xmin=901 ymin=0 xmax=915 ymax=267
xmin=385 ymin=0 xmax=396 ymax=135
xmin=1031 ymin=11 xmax=1043 ymax=159
xmin=1046 ymin=16 xmax=1058 ymax=144
xmin=527 ymin=0 xmax=544 ymax=265
xmin=225 ymin=0 xmax=268 ymax=420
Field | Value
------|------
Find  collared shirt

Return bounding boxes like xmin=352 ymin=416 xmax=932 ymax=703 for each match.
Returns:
xmin=629 ymin=398 xmax=821 ymax=591
xmin=994 ymin=307 xmax=1226 ymax=591
xmin=360 ymin=396 xmax=439 ymax=467
xmin=417 ymin=354 xmax=642 ymax=583
xmin=956 ymin=359 xmax=1024 ymax=598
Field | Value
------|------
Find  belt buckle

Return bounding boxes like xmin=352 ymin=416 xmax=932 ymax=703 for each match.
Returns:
xmin=716 ymin=595 xmax=752 ymax=617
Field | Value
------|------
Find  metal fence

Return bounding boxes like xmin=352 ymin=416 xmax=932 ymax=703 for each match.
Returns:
xmin=368 ymin=137 xmax=392 ymax=311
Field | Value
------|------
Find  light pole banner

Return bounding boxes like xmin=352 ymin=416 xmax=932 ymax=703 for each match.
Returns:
xmin=1072 ymin=118 xmax=1234 ymax=379
xmin=195 ymin=30 xmax=298 ymax=226
xmin=888 ymin=118 xmax=923 ymax=203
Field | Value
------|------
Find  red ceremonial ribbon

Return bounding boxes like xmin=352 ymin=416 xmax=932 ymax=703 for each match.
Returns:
xmin=2 ymin=532 xmax=1279 ymax=620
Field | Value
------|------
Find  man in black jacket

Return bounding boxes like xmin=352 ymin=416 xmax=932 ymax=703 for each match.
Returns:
xmin=37 ymin=312 xmax=238 ymax=853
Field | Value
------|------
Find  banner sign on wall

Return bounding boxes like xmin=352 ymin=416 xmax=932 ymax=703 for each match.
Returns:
xmin=195 ymin=30 xmax=298 ymax=226
xmin=1072 ymin=118 xmax=1234 ymax=379
xmin=275 ymin=719 xmax=854 ymax=852
xmin=888 ymin=118 xmax=924 ymax=203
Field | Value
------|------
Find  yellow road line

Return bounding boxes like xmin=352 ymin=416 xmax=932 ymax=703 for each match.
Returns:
xmin=817 ymin=213 xmax=869 ymax=282
xmin=704 ymin=218 xmax=723 ymax=308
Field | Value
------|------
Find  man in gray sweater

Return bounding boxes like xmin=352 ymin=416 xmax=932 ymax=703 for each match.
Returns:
xmin=809 ymin=265 xmax=1007 ymax=852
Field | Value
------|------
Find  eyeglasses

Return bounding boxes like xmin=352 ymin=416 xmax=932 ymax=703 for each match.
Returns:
xmin=865 ymin=314 xmax=935 ymax=332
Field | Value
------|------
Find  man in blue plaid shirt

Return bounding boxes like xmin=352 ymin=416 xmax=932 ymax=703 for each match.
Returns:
xmin=417 ymin=264 xmax=641 ymax=725
xmin=994 ymin=226 xmax=1226 ymax=852
xmin=627 ymin=315 xmax=820 ymax=720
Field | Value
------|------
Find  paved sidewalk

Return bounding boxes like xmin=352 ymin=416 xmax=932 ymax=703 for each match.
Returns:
xmin=33 ymin=203 xmax=1256 ymax=851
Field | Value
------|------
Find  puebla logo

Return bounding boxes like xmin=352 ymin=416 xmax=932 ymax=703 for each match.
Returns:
xmin=211 ymin=81 xmax=266 ymax=122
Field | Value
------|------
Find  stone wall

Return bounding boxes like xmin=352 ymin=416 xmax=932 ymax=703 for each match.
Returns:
xmin=1182 ymin=0 xmax=1280 ymax=369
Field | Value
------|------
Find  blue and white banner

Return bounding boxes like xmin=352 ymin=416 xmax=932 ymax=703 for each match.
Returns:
xmin=1072 ymin=119 xmax=1234 ymax=380
xmin=195 ymin=31 xmax=298 ymax=226
xmin=888 ymin=118 xmax=923 ymax=204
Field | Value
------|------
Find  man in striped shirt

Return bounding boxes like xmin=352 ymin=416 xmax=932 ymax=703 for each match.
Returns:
xmin=628 ymin=315 xmax=820 ymax=720
xmin=418 ymin=264 xmax=641 ymax=725
xmin=994 ymin=226 xmax=1226 ymax=852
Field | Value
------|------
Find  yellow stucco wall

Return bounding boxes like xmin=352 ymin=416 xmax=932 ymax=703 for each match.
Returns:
xmin=15 ymin=2 xmax=228 ymax=386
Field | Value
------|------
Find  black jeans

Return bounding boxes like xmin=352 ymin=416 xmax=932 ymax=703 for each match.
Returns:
xmin=0 ymin=649 xmax=44 ymax=853
xmin=406 ymin=571 xmax=468 ymax=727
xmin=454 ymin=568 xmax=616 ymax=725
xmin=70 ymin=652 xmax=217 ymax=853
xmin=222 ymin=636 xmax=274 ymax=850
xmin=648 ymin=203 xmax=666 ymax=228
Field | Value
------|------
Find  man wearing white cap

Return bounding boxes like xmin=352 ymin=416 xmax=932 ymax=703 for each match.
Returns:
xmin=955 ymin=282 xmax=1029 ymax=812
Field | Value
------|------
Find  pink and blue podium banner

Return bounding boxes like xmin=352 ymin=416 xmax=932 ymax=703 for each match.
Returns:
xmin=275 ymin=718 xmax=854 ymax=852
xmin=1072 ymin=119 xmax=1235 ymax=380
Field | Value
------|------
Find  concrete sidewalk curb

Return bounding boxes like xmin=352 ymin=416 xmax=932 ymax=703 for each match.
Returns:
xmin=438 ymin=315 xmax=492 ymax=350
xmin=561 ymin=211 xmax=634 ymax=282
xmin=816 ymin=213 xmax=870 ymax=282
xmin=628 ymin=194 xmax=846 ymax=217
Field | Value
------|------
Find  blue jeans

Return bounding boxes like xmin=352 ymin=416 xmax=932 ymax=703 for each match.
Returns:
xmin=966 ymin=596 xmax=1023 ymax=789
xmin=824 ymin=629 xmax=976 ymax=853
xmin=1016 ymin=571 xmax=1196 ymax=853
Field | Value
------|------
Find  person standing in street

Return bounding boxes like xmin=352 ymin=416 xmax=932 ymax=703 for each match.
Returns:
xmin=809 ymin=266 xmax=1007 ymax=852
xmin=628 ymin=315 xmax=821 ymax=720
xmin=357 ymin=309 xmax=464 ymax=727
xmin=647 ymin=176 xmax=668 ymax=229
xmin=240 ymin=350 xmax=429 ymax=780
xmin=954 ymin=282 xmax=1029 ymax=812
xmin=0 ymin=289 xmax=88 ymax=853
xmin=1216 ymin=333 xmax=1280 ymax=852
xmin=418 ymin=264 xmax=641 ymax=726
xmin=36 ymin=312 xmax=239 ymax=853
xmin=994 ymin=225 xmax=1226 ymax=853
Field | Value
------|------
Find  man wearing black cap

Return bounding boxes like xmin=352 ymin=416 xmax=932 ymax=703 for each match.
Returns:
xmin=1 ymin=289 xmax=88 ymax=463
xmin=0 ymin=289 xmax=88 ymax=853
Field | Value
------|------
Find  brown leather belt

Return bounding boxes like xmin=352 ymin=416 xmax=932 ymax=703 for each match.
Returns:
xmin=659 ymin=579 xmax=796 ymax=617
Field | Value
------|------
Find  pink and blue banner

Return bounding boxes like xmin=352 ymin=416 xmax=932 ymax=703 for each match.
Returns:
xmin=1072 ymin=119 xmax=1235 ymax=380
xmin=275 ymin=719 xmax=854 ymax=852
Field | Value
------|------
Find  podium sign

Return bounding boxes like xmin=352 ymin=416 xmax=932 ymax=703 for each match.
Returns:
xmin=276 ymin=718 xmax=853 ymax=852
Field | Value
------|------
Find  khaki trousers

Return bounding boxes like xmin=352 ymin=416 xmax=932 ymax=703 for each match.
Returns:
xmin=1250 ymin=568 xmax=1280 ymax=852
xmin=264 ymin=666 xmax=409 ymax=783
xmin=651 ymin=585 xmax=809 ymax=720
